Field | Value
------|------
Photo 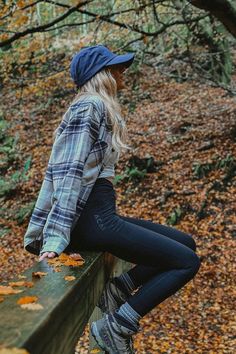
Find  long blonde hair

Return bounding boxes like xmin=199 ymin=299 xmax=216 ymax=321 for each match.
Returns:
xmin=68 ymin=67 xmax=133 ymax=155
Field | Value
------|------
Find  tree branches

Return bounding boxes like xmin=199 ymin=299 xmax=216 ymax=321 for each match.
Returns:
xmin=188 ymin=0 xmax=236 ymax=38
xmin=0 ymin=0 xmax=93 ymax=48
xmin=0 ymin=0 xmax=219 ymax=49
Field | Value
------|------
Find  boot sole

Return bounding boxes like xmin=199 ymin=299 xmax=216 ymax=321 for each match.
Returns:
xmin=91 ymin=321 xmax=135 ymax=353
xmin=91 ymin=322 xmax=109 ymax=353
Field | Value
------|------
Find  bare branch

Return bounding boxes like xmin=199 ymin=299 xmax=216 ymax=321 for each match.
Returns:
xmin=0 ymin=0 xmax=94 ymax=48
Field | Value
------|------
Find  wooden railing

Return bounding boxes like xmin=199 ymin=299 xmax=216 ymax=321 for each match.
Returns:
xmin=0 ymin=251 xmax=131 ymax=354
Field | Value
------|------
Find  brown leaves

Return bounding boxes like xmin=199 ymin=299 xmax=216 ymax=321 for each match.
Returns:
xmin=0 ymin=253 xmax=85 ymax=312
xmin=8 ymin=281 xmax=34 ymax=288
xmin=16 ymin=295 xmax=44 ymax=310
xmin=46 ymin=252 xmax=85 ymax=269
xmin=17 ymin=295 xmax=43 ymax=310
xmin=0 ymin=286 xmax=23 ymax=295
xmin=0 ymin=252 xmax=85 ymax=309
xmin=17 ymin=296 xmax=38 ymax=305
xmin=2 ymin=65 xmax=236 ymax=352
xmin=64 ymin=275 xmax=76 ymax=281
xmin=31 ymin=271 xmax=47 ymax=279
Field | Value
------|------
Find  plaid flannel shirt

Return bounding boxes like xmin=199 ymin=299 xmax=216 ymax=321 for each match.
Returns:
xmin=23 ymin=95 xmax=113 ymax=257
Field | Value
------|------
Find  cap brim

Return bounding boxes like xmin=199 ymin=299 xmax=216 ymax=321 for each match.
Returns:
xmin=105 ymin=53 xmax=135 ymax=68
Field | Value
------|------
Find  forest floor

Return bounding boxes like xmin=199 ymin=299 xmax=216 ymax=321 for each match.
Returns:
xmin=1 ymin=64 xmax=235 ymax=353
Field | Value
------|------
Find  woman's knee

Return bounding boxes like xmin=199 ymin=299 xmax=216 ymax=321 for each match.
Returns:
xmin=186 ymin=235 xmax=197 ymax=252
xmin=187 ymin=251 xmax=201 ymax=277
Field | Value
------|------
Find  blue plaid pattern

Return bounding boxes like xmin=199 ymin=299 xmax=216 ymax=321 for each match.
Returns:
xmin=24 ymin=95 xmax=113 ymax=256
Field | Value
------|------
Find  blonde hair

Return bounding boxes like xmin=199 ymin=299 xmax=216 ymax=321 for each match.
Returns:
xmin=56 ymin=67 xmax=132 ymax=155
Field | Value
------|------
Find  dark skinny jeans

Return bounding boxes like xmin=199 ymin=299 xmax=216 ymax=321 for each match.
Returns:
xmin=70 ymin=178 xmax=201 ymax=316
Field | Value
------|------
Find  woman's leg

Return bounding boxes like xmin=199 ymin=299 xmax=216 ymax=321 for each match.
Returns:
xmin=119 ymin=215 xmax=196 ymax=251
xmin=76 ymin=212 xmax=201 ymax=317
xmin=116 ymin=214 xmax=197 ymax=288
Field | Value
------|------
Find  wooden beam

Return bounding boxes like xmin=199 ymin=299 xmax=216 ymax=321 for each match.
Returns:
xmin=0 ymin=251 xmax=116 ymax=354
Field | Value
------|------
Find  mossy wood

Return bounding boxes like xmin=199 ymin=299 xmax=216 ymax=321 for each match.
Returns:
xmin=0 ymin=251 xmax=116 ymax=354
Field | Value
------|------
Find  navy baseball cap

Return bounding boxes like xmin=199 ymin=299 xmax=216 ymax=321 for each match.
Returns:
xmin=70 ymin=44 xmax=135 ymax=88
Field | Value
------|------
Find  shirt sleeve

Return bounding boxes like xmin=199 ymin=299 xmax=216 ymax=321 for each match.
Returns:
xmin=39 ymin=101 xmax=103 ymax=256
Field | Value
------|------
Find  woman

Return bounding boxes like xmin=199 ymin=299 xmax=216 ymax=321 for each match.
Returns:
xmin=29 ymin=45 xmax=201 ymax=353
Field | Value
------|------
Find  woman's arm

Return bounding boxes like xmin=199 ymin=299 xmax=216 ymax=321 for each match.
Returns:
xmin=39 ymin=101 xmax=103 ymax=257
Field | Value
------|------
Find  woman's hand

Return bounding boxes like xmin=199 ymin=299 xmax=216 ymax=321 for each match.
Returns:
xmin=38 ymin=251 xmax=58 ymax=262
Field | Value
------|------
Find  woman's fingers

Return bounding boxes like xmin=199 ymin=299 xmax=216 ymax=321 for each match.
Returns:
xmin=48 ymin=252 xmax=56 ymax=258
xmin=39 ymin=252 xmax=49 ymax=262
xmin=38 ymin=251 xmax=56 ymax=262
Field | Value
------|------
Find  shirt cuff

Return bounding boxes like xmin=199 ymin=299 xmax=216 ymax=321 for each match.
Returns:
xmin=40 ymin=237 xmax=69 ymax=257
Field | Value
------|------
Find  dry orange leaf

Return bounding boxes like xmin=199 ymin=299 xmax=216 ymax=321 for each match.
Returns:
xmin=0 ymin=297 xmax=4 ymax=302
xmin=68 ymin=252 xmax=85 ymax=261
xmin=63 ymin=259 xmax=84 ymax=267
xmin=0 ymin=286 xmax=24 ymax=295
xmin=47 ymin=252 xmax=85 ymax=268
xmin=47 ymin=258 xmax=60 ymax=265
xmin=58 ymin=253 xmax=68 ymax=260
xmin=64 ymin=275 xmax=76 ymax=281
xmin=32 ymin=271 xmax=48 ymax=278
xmin=17 ymin=275 xmax=27 ymax=279
xmin=54 ymin=267 xmax=62 ymax=272
xmin=8 ymin=281 xmax=34 ymax=288
xmin=17 ymin=296 xmax=38 ymax=305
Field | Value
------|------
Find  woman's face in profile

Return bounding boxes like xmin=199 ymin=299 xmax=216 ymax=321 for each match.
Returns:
xmin=107 ymin=63 xmax=127 ymax=90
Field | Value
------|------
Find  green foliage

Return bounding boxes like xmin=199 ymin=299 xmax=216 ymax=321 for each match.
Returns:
xmin=196 ymin=18 xmax=233 ymax=86
xmin=0 ymin=116 xmax=9 ymax=141
xmin=116 ymin=165 xmax=147 ymax=184
xmin=0 ymin=115 xmax=32 ymax=198
xmin=14 ymin=201 xmax=35 ymax=224
xmin=0 ymin=200 xmax=35 ymax=225
xmin=1 ymin=0 xmax=234 ymax=95
xmin=192 ymin=154 xmax=235 ymax=179
xmin=0 ymin=114 xmax=21 ymax=170
xmin=125 ymin=165 xmax=147 ymax=181
xmin=128 ymin=101 xmax=137 ymax=113
xmin=0 ymin=135 xmax=20 ymax=170
xmin=167 ymin=207 xmax=183 ymax=225
xmin=115 ymin=155 xmax=156 ymax=185
xmin=0 ymin=226 xmax=11 ymax=239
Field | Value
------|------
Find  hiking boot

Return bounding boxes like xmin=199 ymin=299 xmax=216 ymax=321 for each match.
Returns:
xmin=97 ymin=278 xmax=129 ymax=314
xmin=91 ymin=313 xmax=137 ymax=354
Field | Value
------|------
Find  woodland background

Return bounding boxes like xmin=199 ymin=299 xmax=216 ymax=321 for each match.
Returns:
xmin=0 ymin=1 xmax=236 ymax=353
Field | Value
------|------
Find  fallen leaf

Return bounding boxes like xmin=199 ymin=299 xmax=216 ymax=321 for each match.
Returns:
xmin=47 ymin=252 xmax=85 ymax=268
xmin=20 ymin=303 xmax=44 ymax=310
xmin=8 ymin=281 xmax=34 ymax=288
xmin=32 ymin=271 xmax=48 ymax=278
xmin=64 ymin=275 xmax=76 ymax=281
xmin=68 ymin=252 xmax=85 ymax=261
xmin=54 ymin=267 xmax=62 ymax=272
xmin=0 ymin=286 xmax=24 ymax=295
xmin=17 ymin=296 xmax=38 ymax=305
xmin=63 ymin=259 xmax=84 ymax=267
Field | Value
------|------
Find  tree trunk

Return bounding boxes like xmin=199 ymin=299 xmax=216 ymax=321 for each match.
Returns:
xmin=189 ymin=0 xmax=236 ymax=38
